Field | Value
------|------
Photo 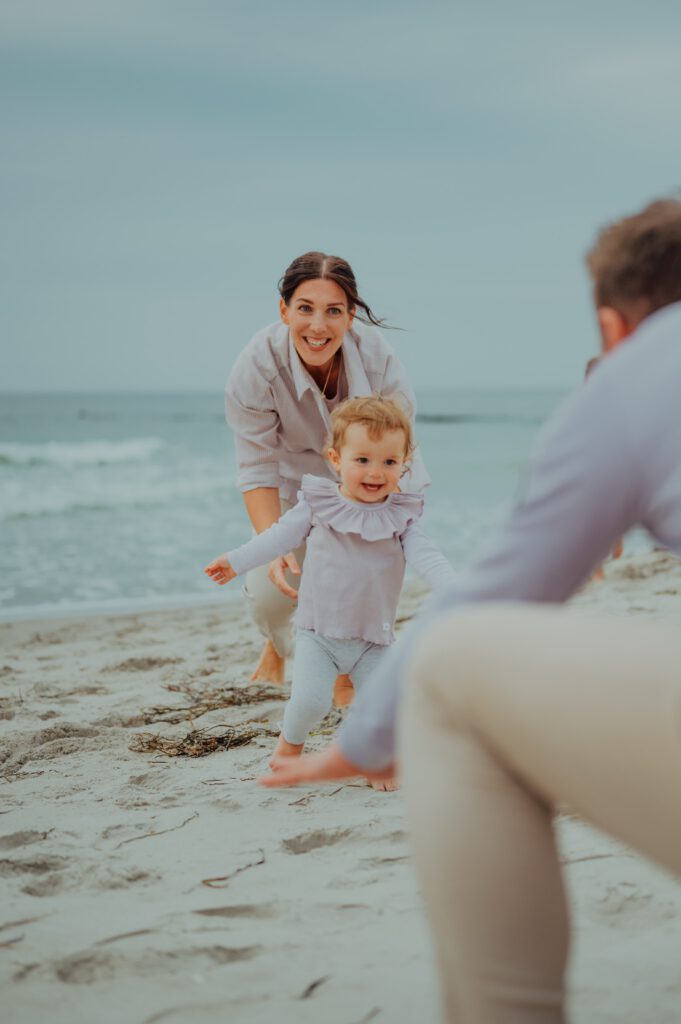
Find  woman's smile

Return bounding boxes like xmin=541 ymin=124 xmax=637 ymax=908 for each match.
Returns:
xmin=280 ymin=278 xmax=355 ymax=372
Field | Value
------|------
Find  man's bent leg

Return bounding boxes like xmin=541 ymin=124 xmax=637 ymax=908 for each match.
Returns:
xmin=400 ymin=603 xmax=681 ymax=1022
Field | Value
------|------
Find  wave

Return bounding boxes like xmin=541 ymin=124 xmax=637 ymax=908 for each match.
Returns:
xmin=416 ymin=412 xmax=545 ymax=425
xmin=0 ymin=438 xmax=164 ymax=468
xmin=1 ymin=471 xmax=231 ymax=520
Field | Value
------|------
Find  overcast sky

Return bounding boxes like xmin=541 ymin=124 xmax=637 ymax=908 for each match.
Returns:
xmin=3 ymin=1 xmax=681 ymax=392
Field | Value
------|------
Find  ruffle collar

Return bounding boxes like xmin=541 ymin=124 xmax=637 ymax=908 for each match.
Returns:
xmin=299 ymin=474 xmax=424 ymax=540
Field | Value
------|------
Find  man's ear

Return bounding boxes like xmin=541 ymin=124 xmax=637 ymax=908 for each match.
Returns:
xmin=280 ymin=298 xmax=289 ymax=324
xmin=327 ymin=447 xmax=341 ymax=473
xmin=597 ymin=306 xmax=636 ymax=354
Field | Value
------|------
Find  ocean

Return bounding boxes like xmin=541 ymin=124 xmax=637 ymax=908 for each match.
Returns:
xmin=0 ymin=389 xmax=569 ymax=621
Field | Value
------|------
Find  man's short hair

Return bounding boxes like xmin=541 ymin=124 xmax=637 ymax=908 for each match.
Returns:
xmin=586 ymin=198 xmax=681 ymax=317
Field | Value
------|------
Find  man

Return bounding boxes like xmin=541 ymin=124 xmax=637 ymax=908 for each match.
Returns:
xmin=262 ymin=198 xmax=681 ymax=1021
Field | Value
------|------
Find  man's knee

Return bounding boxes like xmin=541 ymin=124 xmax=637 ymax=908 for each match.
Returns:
xmin=408 ymin=605 xmax=516 ymax=721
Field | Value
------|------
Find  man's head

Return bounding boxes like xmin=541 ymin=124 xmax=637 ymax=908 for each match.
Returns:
xmin=587 ymin=198 xmax=681 ymax=353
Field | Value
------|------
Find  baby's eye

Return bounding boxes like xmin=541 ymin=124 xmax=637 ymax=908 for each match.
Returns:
xmin=355 ymin=457 xmax=369 ymax=464
xmin=385 ymin=459 xmax=398 ymax=466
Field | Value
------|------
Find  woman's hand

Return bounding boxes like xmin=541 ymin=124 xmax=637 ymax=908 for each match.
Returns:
xmin=268 ymin=553 xmax=301 ymax=600
xmin=203 ymin=555 xmax=237 ymax=585
xmin=258 ymin=742 xmax=396 ymax=788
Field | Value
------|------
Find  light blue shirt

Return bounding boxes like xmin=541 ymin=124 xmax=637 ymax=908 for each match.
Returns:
xmin=339 ymin=301 xmax=681 ymax=770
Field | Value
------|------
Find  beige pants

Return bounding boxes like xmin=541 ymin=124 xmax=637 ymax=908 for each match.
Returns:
xmin=400 ymin=603 xmax=681 ymax=1023
xmin=242 ymin=499 xmax=307 ymax=658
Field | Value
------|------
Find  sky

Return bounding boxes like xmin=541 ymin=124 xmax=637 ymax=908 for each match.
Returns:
xmin=2 ymin=0 xmax=681 ymax=392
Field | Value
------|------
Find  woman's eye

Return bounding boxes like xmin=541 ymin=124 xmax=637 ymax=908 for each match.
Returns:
xmin=328 ymin=307 xmax=342 ymax=316
xmin=297 ymin=304 xmax=312 ymax=313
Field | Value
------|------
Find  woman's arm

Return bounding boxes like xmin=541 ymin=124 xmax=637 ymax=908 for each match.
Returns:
xmin=241 ymin=487 xmax=302 ymax=600
xmin=243 ymin=487 xmax=282 ymax=534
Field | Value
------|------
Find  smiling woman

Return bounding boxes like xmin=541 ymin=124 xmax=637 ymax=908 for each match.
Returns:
xmin=224 ymin=251 xmax=429 ymax=685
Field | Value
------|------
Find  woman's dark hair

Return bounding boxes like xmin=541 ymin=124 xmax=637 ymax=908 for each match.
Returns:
xmin=278 ymin=252 xmax=387 ymax=327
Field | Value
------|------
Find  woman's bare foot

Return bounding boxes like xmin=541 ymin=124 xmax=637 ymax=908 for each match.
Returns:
xmin=268 ymin=733 xmax=304 ymax=769
xmin=370 ymin=778 xmax=399 ymax=792
xmin=333 ymin=673 xmax=355 ymax=708
xmin=250 ymin=640 xmax=285 ymax=685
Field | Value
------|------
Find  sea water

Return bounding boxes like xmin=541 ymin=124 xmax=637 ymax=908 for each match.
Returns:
xmin=0 ymin=389 xmax=568 ymax=620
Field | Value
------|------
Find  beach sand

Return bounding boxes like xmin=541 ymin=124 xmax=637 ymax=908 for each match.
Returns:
xmin=2 ymin=550 xmax=681 ymax=1023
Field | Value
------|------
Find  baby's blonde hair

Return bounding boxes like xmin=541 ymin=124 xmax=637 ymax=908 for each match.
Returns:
xmin=327 ymin=395 xmax=414 ymax=460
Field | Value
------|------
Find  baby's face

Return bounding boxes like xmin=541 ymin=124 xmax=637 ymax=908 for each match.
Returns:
xmin=328 ymin=422 xmax=406 ymax=504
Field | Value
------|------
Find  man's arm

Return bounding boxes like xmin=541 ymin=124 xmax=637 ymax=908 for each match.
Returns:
xmin=336 ymin=369 xmax=643 ymax=772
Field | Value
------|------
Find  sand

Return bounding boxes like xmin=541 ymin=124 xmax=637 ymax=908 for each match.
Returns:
xmin=2 ymin=550 xmax=681 ymax=1023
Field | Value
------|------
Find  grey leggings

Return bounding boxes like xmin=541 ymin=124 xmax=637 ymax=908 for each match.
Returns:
xmin=283 ymin=629 xmax=389 ymax=745
xmin=400 ymin=603 xmax=681 ymax=1023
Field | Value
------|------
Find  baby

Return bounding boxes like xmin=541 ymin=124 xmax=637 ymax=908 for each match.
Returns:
xmin=204 ymin=396 xmax=455 ymax=789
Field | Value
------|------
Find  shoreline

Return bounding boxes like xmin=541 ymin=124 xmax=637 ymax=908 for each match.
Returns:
xmin=2 ymin=550 xmax=681 ymax=1022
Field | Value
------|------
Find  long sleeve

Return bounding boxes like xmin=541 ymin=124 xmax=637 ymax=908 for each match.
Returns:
xmin=225 ymin=351 xmax=283 ymax=493
xmin=337 ymin=362 xmax=646 ymax=771
xmin=227 ymin=500 xmax=313 ymax=576
xmin=400 ymin=521 xmax=457 ymax=593
xmin=379 ymin=351 xmax=430 ymax=494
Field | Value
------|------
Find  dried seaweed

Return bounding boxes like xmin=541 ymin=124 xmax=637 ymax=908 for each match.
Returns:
xmin=129 ymin=723 xmax=278 ymax=758
xmin=138 ymin=682 xmax=287 ymax=726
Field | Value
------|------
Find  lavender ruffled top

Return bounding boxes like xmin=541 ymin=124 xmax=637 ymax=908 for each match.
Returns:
xmin=227 ymin=475 xmax=455 ymax=645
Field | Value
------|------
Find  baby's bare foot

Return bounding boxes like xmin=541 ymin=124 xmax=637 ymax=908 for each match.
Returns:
xmin=250 ymin=640 xmax=285 ymax=685
xmin=268 ymin=733 xmax=304 ymax=770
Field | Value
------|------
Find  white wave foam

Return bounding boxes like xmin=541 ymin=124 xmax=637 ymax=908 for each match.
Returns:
xmin=0 ymin=437 xmax=164 ymax=467
xmin=1 ymin=463 xmax=232 ymax=520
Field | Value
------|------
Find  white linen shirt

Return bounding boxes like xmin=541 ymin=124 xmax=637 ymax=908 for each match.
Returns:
xmin=337 ymin=300 xmax=681 ymax=770
xmin=225 ymin=321 xmax=430 ymax=503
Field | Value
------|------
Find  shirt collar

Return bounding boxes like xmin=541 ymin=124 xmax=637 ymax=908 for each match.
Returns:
xmin=288 ymin=329 xmax=371 ymax=401
xmin=288 ymin=333 xmax=314 ymax=400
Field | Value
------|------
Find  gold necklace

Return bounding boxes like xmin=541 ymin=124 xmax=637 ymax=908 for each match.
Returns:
xmin=319 ymin=351 xmax=339 ymax=398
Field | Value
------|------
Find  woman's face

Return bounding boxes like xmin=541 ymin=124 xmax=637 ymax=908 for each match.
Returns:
xmin=280 ymin=278 xmax=355 ymax=368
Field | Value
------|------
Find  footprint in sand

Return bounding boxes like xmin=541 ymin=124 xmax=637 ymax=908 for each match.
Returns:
xmin=281 ymin=827 xmax=355 ymax=854
xmin=590 ymin=881 xmax=678 ymax=926
xmin=0 ymin=853 xmax=70 ymax=897
xmin=14 ymin=943 xmax=262 ymax=985
xmin=104 ymin=657 xmax=184 ymax=673
xmin=193 ymin=903 xmax=278 ymax=919
xmin=0 ymin=830 xmax=52 ymax=851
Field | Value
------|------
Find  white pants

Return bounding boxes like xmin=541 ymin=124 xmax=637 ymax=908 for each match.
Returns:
xmin=400 ymin=603 xmax=681 ymax=1023
xmin=283 ymin=629 xmax=389 ymax=745
xmin=242 ymin=499 xmax=306 ymax=658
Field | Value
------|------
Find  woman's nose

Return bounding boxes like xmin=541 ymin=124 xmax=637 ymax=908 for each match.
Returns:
xmin=310 ymin=310 xmax=327 ymax=331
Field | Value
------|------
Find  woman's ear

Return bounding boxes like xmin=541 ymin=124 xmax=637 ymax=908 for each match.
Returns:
xmin=280 ymin=298 xmax=289 ymax=324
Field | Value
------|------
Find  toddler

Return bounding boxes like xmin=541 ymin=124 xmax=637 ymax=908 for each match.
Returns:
xmin=204 ymin=396 xmax=454 ymax=788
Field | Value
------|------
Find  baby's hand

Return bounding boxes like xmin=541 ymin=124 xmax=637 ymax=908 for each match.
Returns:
xmin=203 ymin=554 xmax=237 ymax=585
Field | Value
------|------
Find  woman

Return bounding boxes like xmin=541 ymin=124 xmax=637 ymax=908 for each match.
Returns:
xmin=225 ymin=251 xmax=428 ymax=684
